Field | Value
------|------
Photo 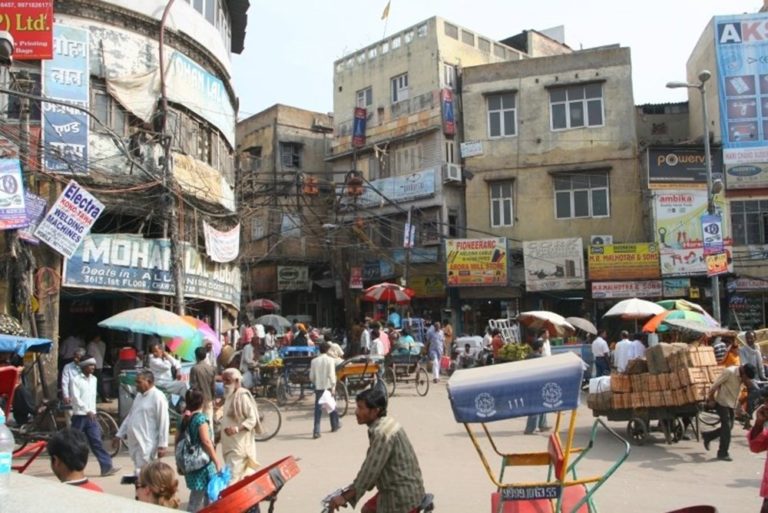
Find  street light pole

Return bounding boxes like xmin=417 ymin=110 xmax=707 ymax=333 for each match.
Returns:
xmin=666 ymin=70 xmax=721 ymax=323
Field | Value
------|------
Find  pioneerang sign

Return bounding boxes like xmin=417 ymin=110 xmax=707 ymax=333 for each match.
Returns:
xmin=588 ymin=243 xmax=660 ymax=281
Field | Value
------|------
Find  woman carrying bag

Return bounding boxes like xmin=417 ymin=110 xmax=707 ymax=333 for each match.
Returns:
xmin=176 ymin=388 xmax=222 ymax=512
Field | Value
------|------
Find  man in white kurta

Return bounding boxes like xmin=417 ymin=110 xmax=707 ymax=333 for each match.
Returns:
xmin=220 ymin=368 xmax=261 ymax=483
xmin=115 ymin=370 xmax=170 ymax=474
xmin=147 ymin=343 xmax=188 ymax=397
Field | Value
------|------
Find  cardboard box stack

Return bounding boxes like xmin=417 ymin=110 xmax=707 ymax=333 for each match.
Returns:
xmin=588 ymin=343 xmax=720 ymax=410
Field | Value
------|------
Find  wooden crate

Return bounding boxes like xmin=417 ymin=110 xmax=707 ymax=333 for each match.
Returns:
xmin=669 ymin=371 xmax=681 ymax=389
xmin=707 ymin=366 xmax=724 ymax=383
xmin=626 ymin=358 xmax=649 ymax=375
xmin=698 ymin=347 xmax=718 ymax=367
xmin=662 ymin=390 xmax=675 ymax=407
xmin=647 ymin=374 xmax=660 ymax=392
xmin=588 ymin=391 xmax=612 ymax=410
xmin=649 ymin=391 xmax=664 ymax=407
xmin=611 ymin=373 xmax=632 ymax=393
xmin=679 ymin=367 xmax=708 ymax=386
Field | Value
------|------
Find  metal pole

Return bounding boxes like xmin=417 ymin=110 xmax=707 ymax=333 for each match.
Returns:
xmin=700 ymin=81 xmax=721 ymax=323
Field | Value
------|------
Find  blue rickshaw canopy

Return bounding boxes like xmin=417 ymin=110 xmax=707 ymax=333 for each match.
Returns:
xmin=447 ymin=352 xmax=584 ymax=423
xmin=0 ymin=334 xmax=52 ymax=356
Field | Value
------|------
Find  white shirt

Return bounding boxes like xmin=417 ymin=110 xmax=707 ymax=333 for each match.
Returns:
xmin=205 ymin=351 xmax=217 ymax=369
xmin=309 ymin=353 xmax=337 ymax=391
xmin=86 ymin=339 xmax=106 ymax=369
xmin=630 ymin=340 xmax=646 ymax=360
xmin=613 ymin=339 xmax=633 ymax=373
xmin=61 ymin=361 xmax=82 ymax=400
xmin=360 ymin=329 xmax=371 ymax=352
xmin=71 ymin=372 xmax=97 ymax=415
xmin=541 ymin=338 xmax=552 ymax=357
xmin=370 ymin=337 xmax=384 ymax=356
xmin=117 ymin=386 xmax=170 ymax=455
xmin=240 ymin=343 xmax=256 ymax=373
xmin=264 ymin=333 xmax=276 ymax=350
xmin=148 ymin=354 xmax=181 ymax=383
xmin=592 ymin=336 xmax=610 ymax=358
xmin=482 ymin=333 xmax=492 ymax=350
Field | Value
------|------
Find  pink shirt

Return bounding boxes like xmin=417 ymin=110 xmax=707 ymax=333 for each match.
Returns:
xmin=379 ymin=331 xmax=391 ymax=355
xmin=748 ymin=427 xmax=768 ymax=497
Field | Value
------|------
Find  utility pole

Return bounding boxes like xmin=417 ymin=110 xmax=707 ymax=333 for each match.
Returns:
xmin=403 ymin=206 xmax=414 ymax=286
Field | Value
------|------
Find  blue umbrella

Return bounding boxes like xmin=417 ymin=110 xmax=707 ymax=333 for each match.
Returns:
xmin=0 ymin=334 xmax=52 ymax=356
xmin=98 ymin=306 xmax=199 ymax=340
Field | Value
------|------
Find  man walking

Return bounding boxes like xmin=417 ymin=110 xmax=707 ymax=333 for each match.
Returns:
xmin=61 ymin=347 xmax=86 ymax=426
xmin=426 ymin=321 xmax=444 ymax=384
xmin=86 ymin=334 xmax=109 ymax=403
xmin=189 ymin=346 xmax=216 ymax=435
xmin=114 ymin=370 xmax=170 ymax=475
xmin=702 ymin=363 xmax=756 ymax=461
xmin=591 ymin=329 xmax=611 ymax=377
xmin=741 ymin=331 xmax=766 ymax=381
xmin=309 ymin=342 xmax=341 ymax=439
xmin=524 ymin=340 xmax=550 ymax=435
xmin=70 ymin=357 xmax=120 ymax=477
xmin=220 ymin=368 xmax=261 ymax=482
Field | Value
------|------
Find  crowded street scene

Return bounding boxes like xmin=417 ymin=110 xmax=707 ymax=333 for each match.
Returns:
xmin=2 ymin=0 xmax=768 ymax=512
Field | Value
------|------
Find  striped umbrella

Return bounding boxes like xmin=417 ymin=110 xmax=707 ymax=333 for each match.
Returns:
xmin=361 ymin=282 xmax=415 ymax=304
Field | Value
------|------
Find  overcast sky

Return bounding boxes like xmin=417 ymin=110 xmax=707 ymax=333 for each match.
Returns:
xmin=231 ymin=0 xmax=760 ymax=119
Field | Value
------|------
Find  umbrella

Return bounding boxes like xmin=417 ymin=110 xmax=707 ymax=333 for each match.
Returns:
xmin=0 ymin=334 xmax=52 ymax=355
xmin=361 ymin=282 xmax=415 ymax=304
xmin=166 ymin=316 xmax=222 ymax=362
xmin=246 ymin=298 xmax=281 ymax=312
xmin=98 ymin=306 xmax=199 ymax=340
xmin=642 ymin=310 xmax=719 ymax=333
xmin=656 ymin=299 xmax=707 ymax=315
xmin=518 ymin=311 xmax=575 ymax=337
xmin=663 ymin=318 xmax=736 ymax=337
xmin=602 ymin=298 xmax=665 ymax=320
xmin=565 ymin=317 xmax=597 ymax=335
xmin=254 ymin=314 xmax=292 ymax=334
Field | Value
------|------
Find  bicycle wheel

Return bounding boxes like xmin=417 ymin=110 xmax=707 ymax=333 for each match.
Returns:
xmin=253 ymin=398 xmax=282 ymax=442
xmin=383 ymin=367 xmax=396 ymax=397
xmin=275 ymin=376 xmax=288 ymax=407
xmin=335 ymin=382 xmax=349 ymax=417
xmin=415 ymin=368 xmax=430 ymax=397
xmin=96 ymin=410 xmax=120 ymax=457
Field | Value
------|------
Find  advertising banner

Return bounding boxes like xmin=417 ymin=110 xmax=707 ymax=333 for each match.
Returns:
xmin=647 ymin=147 xmax=723 ymax=188
xmin=588 ymin=243 xmax=660 ymax=281
xmin=701 ymin=214 xmax=724 ymax=255
xmin=353 ymin=107 xmax=366 ymax=148
xmin=706 ymin=252 xmax=729 ymax=276
xmin=349 ymin=267 xmax=363 ymax=289
xmin=441 ymin=88 xmax=456 ymax=136
xmin=652 ymin=190 xmax=732 ymax=276
xmin=202 ymin=221 xmax=239 ymax=263
xmin=729 ymin=277 xmax=768 ymax=290
xmin=18 ymin=192 xmax=47 ymax=244
xmin=728 ymin=294 xmax=764 ymax=329
xmin=34 ymin=180 xmax=103 ymax=258
xmin=409 ymin=275 xmax=445 ymax=298
xmin=663 ymin=278 xmax=691 ymax=297
xmin=446 ymin=238 xmax=508 ymax=287
xmin=0 ymin=1 xmax=53 ymax=60
xmin=62 ymin=234 xmax=241 ymax=308
xmin=592 ymin=281 xmax=662 ymax=299
xmin=277 ymin=266 xmax=309 ymax=291
xmin=42 ymin=25 xmax=89 ymax=174
xmin=0 ymin=158 xmax=27 ymax=229
xmin=716 ymin=13 xmax=768 ymax=171
xmin=523 ymin=238 xmax=585 ymax=292
xmin=359 ymin=167 xmax=435 ymax=207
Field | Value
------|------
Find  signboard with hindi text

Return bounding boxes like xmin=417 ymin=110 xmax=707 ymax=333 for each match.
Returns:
xmin=588 ymin=243 xmax=660 ymax=281
xmin=446 ymin=238 xmax=507 ymax=287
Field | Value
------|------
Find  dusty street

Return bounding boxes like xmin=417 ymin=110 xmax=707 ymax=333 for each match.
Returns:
xmin=19 ymin=383 xmax=766 ymax=512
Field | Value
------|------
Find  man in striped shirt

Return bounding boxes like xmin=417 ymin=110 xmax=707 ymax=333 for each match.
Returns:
xmin=328 ymin=388 xmax=425 ymax=513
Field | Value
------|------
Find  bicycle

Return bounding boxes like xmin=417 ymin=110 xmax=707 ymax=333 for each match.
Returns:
xmin=320 ymin=486 xmax=434 ymax=513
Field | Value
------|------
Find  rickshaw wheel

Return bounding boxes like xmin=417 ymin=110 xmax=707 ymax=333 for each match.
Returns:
xmin=671 ymin=418 xmax=685 ymax=443
xmin=253 ymin=398 xmax=282 ymax=442
xmin=383 ymin=367 xmax=396 ymax=397
xmin=275 ymin=376 xmax=288 ymax=407
xmin=415 ymin=368 xmax=430 ymax=396
xmin=627 ymin=417 xmax=649 ymax=445
xmin=335 ymin=381 xmax=349 ymax=417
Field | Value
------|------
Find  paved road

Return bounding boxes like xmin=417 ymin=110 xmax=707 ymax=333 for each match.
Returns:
xmin=19 ymin=382 xmax=766 ymax=512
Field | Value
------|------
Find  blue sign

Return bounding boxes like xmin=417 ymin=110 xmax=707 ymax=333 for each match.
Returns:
xmin=359 ymin=168 xmax=436 ymax=207
xmin=0 ymin=159 xmax=26 ymax=228
xmin=42 ymin=25 xmax=89 ymax=174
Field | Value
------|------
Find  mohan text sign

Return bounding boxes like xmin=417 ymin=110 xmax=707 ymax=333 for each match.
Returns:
xmin=445 ymin=238 xmax=507 ymax=287
xmin=523 ymin=238 xmax=585 ymax=292
xmin=588 ymin=243 xmax=660 ymax=281
xmin=62 ymin=234 xmax=241 ymax=308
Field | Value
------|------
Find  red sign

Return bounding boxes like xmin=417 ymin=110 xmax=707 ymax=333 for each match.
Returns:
xmin=441 ymin=89 xmax=455 ymax=136
xmin=349 ymin=267 xmax=363 ymax=289
xmin=352 ymin=107 xmax=366 ymax=148
xmin=0 ymin=1 xmax=54 ymax=60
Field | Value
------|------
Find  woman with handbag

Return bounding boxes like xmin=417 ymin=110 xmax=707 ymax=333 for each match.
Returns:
xmin=176 ymin=388 xmax=222 ymax=512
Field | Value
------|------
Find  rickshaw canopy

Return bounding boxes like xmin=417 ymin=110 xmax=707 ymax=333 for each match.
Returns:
xmin=0 ymin=334 xmax=52 ymax=356
xmin=448 ymin=352 xmax=584 ymax=423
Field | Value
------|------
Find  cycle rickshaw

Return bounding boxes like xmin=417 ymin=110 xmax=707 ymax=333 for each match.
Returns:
xmin=447 ymin=352 xmax=630 ymax=513
xmin=385 ymin=352 xmax=430 ymax=396
xmin=334 ymin=355 xmax=392 ymax=416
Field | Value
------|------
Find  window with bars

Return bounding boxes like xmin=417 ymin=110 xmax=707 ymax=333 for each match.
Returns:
xmin=443 ymin=63 xmax=457 ymax=90
xmin=280 ymin=142 xmax=302 ymax=169
xmin=490 ymin=182 xmax=514 ymax=227
xmin=549 ymin=83 xmax=604 ymax=130
xmin=487 ymin=92 xmax=516 ymax=138
xmin=91 ymin=83 xmax=128 ymax=136
xmin=391 ymin=73 xmax=409 ymax=103
xmin=731 ymin=200 xmax=768 ymax=245
xmin=554 ymin=173 xmax=610 ymax=219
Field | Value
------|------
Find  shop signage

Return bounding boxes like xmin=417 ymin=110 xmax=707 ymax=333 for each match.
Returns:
xmin=349 ymin=267 xmax=363 ymax=289
xmin=588 ymin=243 xmax=660 ymax=281
xmin=701 ymin=214 xmax=724 ymax=255
xmin=592 ymin=281 xmax=662 ymax=299
xmin=359 ymin=168 xmax=435 ymax=207
xmin=728 ymin=294 xmax=764 ymax=330
xmin=18 ymin=192 xmax=47 ymax=244
xmin=523 ymin=238 xmax=585 ymax=292
xmin=0 ymin=159 xmax=27 ymax=229
xmin=35 ymin=180 xmax=103 ymax=258
xmin=647 ymin=147 xmax=723 ymax=188
xmin=706 ymin=252 xmax=729 ymax=276
xmin=652 ymin=190 xmax=732 ymax=276
xmin=42 ymin=24 xmax=89 ymax=174
xmin=409 ymin=275 xmax=445 ymax=298
xmin=62 ymin=234 xmax=241 ymax=308
xmin=725 ymin=162 xmax=768 ymax=189
xmin=202 ymin=221 xmax=239 ymax=263
xmin=729 ymin=277 xmax=768 ymax=291
xmin=0 ymin=1 xmax=53 ymax=60
xmin=460 ymin=141 xmax=483 ymax=158
xmin=446 ymin=237 xmax=508 ymax=287
xmin=277 ymin=266 xmax=308 ymax=291
xmin=392 ymin=247 xmax=438 ymax=264
xmin=353 ymin=107 xmax=366 ymax=148
xmin=663 ymin=278 xmax=691 ymax=297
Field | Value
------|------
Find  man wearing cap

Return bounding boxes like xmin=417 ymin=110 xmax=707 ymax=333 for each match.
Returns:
xmin=61 ymin=347 xmax=86 ymax=426
xmin=70 ymin=356 xmax=120 ymax=476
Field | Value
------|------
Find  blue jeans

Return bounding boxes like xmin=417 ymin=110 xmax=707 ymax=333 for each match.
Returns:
xmin=313 ymin=389 xmax=340 ymax=436
xmin=594 ymin=356 xmax=610 ymax=377
xmin=524 ymin=414 xmax=549 ymax=434
xmin=71 ymin=414 xmax=113 ymax=474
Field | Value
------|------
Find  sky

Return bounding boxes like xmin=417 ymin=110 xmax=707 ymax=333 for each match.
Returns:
xmin=231 ymin=0 xmax=760 ymax=119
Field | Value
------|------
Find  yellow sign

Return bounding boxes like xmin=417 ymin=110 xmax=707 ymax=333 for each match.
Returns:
xmin=445 ymin=238 xmax=507 ymax=287
xmin=409 ymin=275 xmax=445 ymax=298
xmin=588 ymin=243 xmax=660 ymax=280
xmin=706 ymin=252 xmax=728 ymax=277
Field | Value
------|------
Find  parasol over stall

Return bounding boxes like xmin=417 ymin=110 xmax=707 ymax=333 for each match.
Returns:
xmin=642 ymin=310 xmax=720 ymax=334
xmin=246 ymin=298 xmax=281 ymax=312
xmin=361 ymin=282 xmax=415 ymax=305
xmin=518 ymin=311 xmax=575 ymax=337
xmin=602 ymin=298 xmax=666 ymax=320
xmin=565 ymin=316 xmax=597 ymax=336
xmin=166 ymin=315 xmax=222 ymax=362
xmin=98 ymin=306 xmax=199 ymax=340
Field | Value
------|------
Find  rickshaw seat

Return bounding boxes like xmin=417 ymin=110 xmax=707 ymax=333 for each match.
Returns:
xmin=491 ymin=485 xmax=589 ymax=513
xmin=547 ymin=434 xmax=565 ymax=481
xmin=0 ymin=366 xmax=20 ymax=418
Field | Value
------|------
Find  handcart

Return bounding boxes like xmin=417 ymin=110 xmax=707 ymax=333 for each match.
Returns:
xmin=386 ymin=352 xmax=430 ymax=397
xmin=591 ymin=404 xmax=698 ymax=446
xmin=448 ymin=353 xmax=630 ymax=513
xmin=335 ymin=355 xmax=391 ymax=414
xmin=275 ymin=346 xmax=317 ymax=406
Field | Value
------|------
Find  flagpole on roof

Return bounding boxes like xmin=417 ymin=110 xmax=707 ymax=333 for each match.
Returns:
xmin=381 ymin=0 xmax=391 ymax=39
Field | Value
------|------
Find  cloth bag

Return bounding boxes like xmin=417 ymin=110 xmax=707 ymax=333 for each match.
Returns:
xmin=318 ymin=389 xmax=337 ymax=413
xmin=175 ymin=413 xmax=211 ymax=475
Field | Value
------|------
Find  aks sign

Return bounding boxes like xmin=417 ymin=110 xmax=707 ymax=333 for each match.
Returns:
xmin=718 ymin=20 xmax=768 ymax=44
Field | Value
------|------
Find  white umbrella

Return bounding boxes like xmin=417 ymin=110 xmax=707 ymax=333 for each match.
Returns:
xmin=565 ymin=316 xmax=597 ymax=335
xmin=518 ymin=311 xmax=575 ymax=337
xmin=602 ymin=298 xmax=665 ymax=320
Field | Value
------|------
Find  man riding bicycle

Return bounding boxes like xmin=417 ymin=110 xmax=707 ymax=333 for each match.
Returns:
xmin=328 ymin=387 xmax=426 ymax=513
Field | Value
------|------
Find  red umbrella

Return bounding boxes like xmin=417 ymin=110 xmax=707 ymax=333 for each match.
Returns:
xmin=361 ymin=282 xmax=415 ymax=304
xmin=246 ymin=298 xmax=281 ymax=312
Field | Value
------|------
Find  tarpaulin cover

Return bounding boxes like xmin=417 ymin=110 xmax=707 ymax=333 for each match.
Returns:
xmin=447 ymin=352 xmax=584 ymax=423
xmin=0 ymin=334 xmax=52 ymax=356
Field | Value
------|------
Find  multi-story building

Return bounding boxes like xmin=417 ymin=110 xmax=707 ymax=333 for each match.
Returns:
xmin=236 ymin=105 xmax=336 ymax=326
xmin=0 ymin=0 xmax=247 ymax=390
xmin=460 ymin=44 xmax=642 ymax=328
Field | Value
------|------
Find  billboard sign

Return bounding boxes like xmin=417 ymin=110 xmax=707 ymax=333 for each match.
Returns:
xmin=446 ymin=238 xmax=508 ymax=287
xmin=353 ymin=107 xmax=366 ymax=148
xmin=592 ymin=281 xmax=662 ymax=299
xmin=588 ymin=243 xmax=660 ymax=280
xmin=647 ymin=147 xmax=723 ymax=188
xmin=523 ymin=238 xmax=585 ymax=292
xmin=0 ymin=1 xmax=53 ymax=60
xmin=34 ymin=180 xmax=103 ymax=258
xmin=0 ymin=158 xmax=26 ymax=229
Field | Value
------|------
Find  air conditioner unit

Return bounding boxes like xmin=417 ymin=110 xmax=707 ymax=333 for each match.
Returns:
xmin=590 ymin=235 xmax=613 ymax=245
xmin=444 ymin=163 xmax=462 ymax=183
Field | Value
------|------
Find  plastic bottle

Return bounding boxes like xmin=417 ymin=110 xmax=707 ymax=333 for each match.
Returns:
xmin=0 ymin=411 xmax=14 ymax=503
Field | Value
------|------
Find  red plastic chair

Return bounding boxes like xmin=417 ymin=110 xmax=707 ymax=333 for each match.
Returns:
xmin=0 ymin=366 xmax=20 ymax=419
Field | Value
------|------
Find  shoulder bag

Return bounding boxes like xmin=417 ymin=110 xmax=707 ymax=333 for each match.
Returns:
xmin=175 ymin=413 xmax=211 ymax=475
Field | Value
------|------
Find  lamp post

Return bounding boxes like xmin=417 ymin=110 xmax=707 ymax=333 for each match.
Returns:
xmin=666 ymin=70 xmax=722 ymax=323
